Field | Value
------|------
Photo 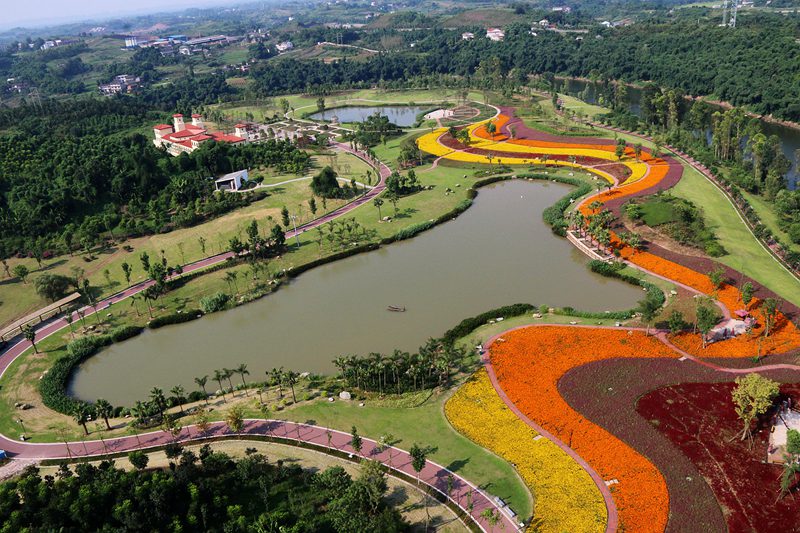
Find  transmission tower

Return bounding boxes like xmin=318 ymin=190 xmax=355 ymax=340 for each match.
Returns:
xmin=729 ymin=0 xmax=738 ymax=28
xmin=721 ymin=0 xmax=729 ymax=26
xmin=27 ymin=87 xmax=42 ymax=110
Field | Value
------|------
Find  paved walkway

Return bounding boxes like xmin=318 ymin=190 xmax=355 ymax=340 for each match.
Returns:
xmin=0 ymin=418 xmax=517 ymax=532
xmin=0 ymin=142 xmax=390 ymax=365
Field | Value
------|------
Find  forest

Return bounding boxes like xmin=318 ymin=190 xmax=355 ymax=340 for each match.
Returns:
xmin=0 ymin=448 xmax=407 ymax=532
xmin=0 ymin=97 xmax=309 ymax=255
xmin=252 ymin=16 xmax=800 ymax=120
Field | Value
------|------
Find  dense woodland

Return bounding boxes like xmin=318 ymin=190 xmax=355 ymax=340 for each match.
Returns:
xmin=252 ymin=16 xmax=800 ymax=120
xmin=0 ymin=98 xmax=308 ymax=255
xmin=0 ymin=449 xmax=407 ymax=532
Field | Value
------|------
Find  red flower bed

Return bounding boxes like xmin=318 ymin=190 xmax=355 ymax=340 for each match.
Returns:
xmin=637 ymin=382 xmax=800 ymax=533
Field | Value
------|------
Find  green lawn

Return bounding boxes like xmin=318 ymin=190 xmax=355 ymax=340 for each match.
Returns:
xmin=639 ymin=198 xmax=679 ymax=227
xmin=270 ymin=391 xmax=534 ymax=519
xmin=672 ymin=166 xmax=800 ymax=305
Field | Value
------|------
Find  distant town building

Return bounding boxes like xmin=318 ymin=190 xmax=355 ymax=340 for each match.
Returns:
xmin=124 ymin=36 xmax=138 ymax=48
xmin=215 ymin=169 xmax=249 ymax=192
xmin=551 ymin=6 xmax=572 ymax=12
xmin=486 ymin=28 xmax=505 ymax=41
xmin=40 ymin=39 xmax=76 ymax=50
xmin=539 ymin=19 xmax=550 ymax=27
xmin=98 ymin=74 xmax=140 ymax=95
xmin=276 ymin=41 xmax=294 ymax=52
xmin=461 ymin=32 xmax=475 ymax=40
xmin=153 ymin=113 xmax=247 ymax=156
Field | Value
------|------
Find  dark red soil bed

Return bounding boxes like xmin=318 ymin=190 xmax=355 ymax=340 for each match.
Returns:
xmin=637 ymin=382 xmax=800 ymax=533
xmin=559 ymin=357 xmax=800 ymax=532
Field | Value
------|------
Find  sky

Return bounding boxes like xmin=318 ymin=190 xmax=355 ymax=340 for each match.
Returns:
xmin=1 ymin=0 xmax=242 ymax=30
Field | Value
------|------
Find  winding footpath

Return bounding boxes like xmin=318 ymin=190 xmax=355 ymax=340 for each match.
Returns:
xmin=0 ymin=418 xmax=517 ymax=531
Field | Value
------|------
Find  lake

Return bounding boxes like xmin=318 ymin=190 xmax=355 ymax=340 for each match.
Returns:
xmin=309 ymin=105 xmax=427 ymax=127
xmin=69 ymin=180 xmax=643 ymax=405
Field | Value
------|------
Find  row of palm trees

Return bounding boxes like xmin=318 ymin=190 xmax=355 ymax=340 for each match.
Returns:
xmin=333 ymin=338 xmax=466 ymax=394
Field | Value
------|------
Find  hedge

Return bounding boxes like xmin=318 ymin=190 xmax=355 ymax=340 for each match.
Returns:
xmin=40 ymin=335 xmax=113 ymax=414
xmin=148 ymin=309 xmax=203 ymax=329
xmin=110 ymin=325 xmax=144 ymax=343
xmin=441 ymin=303 xmax=536 ymax=345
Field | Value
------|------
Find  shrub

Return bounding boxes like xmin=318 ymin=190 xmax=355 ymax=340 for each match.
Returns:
xmin=200 ymin=292 xmax=230 ymax=313
xmin=148 ymin=310 xmax=202 ymax=329
xmin=110 ymin=325 xmax=144 ymax=343
xmin=442 ymin=303 xmax=536 ymax=345
xmin=41 ymin=335 xmax=112 ymax=414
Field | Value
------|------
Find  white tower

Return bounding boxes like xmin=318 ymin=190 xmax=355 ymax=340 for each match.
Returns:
xmin=173 ymin=113 xmax=185 ymax=132
xmin=191 ymin=113 xmax=204 ymax=129
xmin=234 ymin=123 xmax=248 ymax=140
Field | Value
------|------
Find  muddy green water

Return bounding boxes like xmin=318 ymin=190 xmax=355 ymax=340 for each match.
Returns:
xmin=70 ymin=180 xmax=642 ymax=405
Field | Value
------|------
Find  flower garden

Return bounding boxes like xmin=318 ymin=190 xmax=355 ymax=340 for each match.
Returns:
xmin=445 ymin=369 xmax=606 ymax=533
xmin=418 ymin=106 xmax=800 ymax=531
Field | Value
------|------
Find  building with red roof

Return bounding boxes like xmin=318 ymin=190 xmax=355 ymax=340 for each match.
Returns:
xmin=153 ymin=112 xmax=247 ymax=155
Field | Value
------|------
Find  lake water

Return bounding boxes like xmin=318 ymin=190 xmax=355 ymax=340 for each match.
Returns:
xmin=309 ymin=105 xmax=427 ymax=127
xmin=69 ymin=180 xmax=642 ymax=405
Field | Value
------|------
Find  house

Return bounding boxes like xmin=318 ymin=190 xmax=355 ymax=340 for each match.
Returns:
xmin=215 ymin=169 xmax=249 ymax=191
xmin=153 ymin=113 xmax=247 ymax=156
xmin=538 ymin=19 xmax=550 ymax=27
xmin=179 ymin=45 xmax=192 ymax=56
xmin=98 ymin=74 xmax=140 ymax=95
xmin=276 ymin=41 xmax=294 ymax=52
xmin=486 ymin=28 xmax=505 ymax=41
xmin=124 ymin=36 xmax=138 ymax=48
xmin=462 ymin=32 xmax=475 ymax=40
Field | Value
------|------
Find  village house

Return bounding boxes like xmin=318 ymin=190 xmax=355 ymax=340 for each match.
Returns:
xmin=486 ymin=28 xmax=505 ymax=41
xmin=153 ymin=113 xmax=247 ymax=155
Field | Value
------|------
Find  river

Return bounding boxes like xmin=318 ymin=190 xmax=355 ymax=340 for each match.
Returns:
xmin=560 ymin=78 xmax=800 ymax=188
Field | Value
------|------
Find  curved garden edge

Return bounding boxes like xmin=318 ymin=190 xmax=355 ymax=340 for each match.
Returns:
xmin=1 ymin=418 xmax=518 ymax=533
xmin=479 ymin=322 xmax=800 ymax=533
xmin=4 ymin=169 xmax=665 ymax=422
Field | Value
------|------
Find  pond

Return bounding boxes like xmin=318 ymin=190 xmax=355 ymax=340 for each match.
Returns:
xmin=309 ymin=105 xmax=427 ymax=127
xmin=69 ymin=180 xmax=643 ymax=405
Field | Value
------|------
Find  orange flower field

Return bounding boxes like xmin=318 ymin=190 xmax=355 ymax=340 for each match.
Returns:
xmin=489 ymin=326 xmax=678 ymax=533
xmin=418 ymin=108 xmax=800 ymax=531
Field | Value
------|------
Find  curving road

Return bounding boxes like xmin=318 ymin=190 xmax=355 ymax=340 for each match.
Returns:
xmin=0 ymin=417 xmax=517 ymax=532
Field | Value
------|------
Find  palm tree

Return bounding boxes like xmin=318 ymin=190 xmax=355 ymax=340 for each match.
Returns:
xmin=235 ymin=363 xmax=250 ymax=396
xmin=285 ymin=370 xmax=299 ymax=403
xmin=170 ymin=385 xmax=185 ymax=413
xmin=132 ymin=400 xmax=150 ymax=425
xmin=213 ymin=370 xmax=227 ymax=402
xmin=224 ymin=271 xmax=239 ymax=295
xmin=73 ymin=404 xmax=91 ymax=435
xmin=149 ymin=387 xmax=167 ymax=419
xmin=22 ymin=325 xmax=37 ymax=353
xmin=270 ymin=367 xmax=284 ymax=399
xmin=222 ymin=368 xmax=235 ymax=395
xmin=194 ymin=375 xmax=209 ymax=404
xmin=94 ymin=399 xmax=113 ymax=430
xmin=373 ymin=198 xmax=384 ymax=220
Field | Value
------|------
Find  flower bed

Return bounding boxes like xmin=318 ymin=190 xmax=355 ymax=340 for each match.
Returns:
xmin=445 ymin=369 xmax=606 ymax=533
xmin=637 ymin=381 xmax=800 ymax=533
xmin=490 ymin=326 xmax=677 ymax=533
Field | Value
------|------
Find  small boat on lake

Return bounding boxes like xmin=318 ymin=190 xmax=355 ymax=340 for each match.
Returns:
xmin=387 ymin=305 xmax=406 ymax=312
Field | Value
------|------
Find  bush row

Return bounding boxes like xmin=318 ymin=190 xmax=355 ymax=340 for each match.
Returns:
xmin=40 ymin=335 xmax=113 ymax=414
xmin=441 ymin=303 xmax=537 ymax=346
xmin=148 ymin=309 xmax=203 ymax=329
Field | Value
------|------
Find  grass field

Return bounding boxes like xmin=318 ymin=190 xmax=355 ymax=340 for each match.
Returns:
xmin=0 ymin=152 xmax=369 ymax=328
xmin=639 ymin=198 xmax=680 ymax=227
xmin=673 ymin=166 xmax=800 ymax=305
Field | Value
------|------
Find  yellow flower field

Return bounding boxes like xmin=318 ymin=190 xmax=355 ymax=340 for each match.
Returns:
xmin=417 ymin=117 xmax=650 ymax=185
xmin=445 ymin=369 xmax=607 ymax=533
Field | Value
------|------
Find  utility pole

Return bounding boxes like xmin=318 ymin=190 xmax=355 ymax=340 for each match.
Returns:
xmin=289 ymin=215 xmax=301 ymax=249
